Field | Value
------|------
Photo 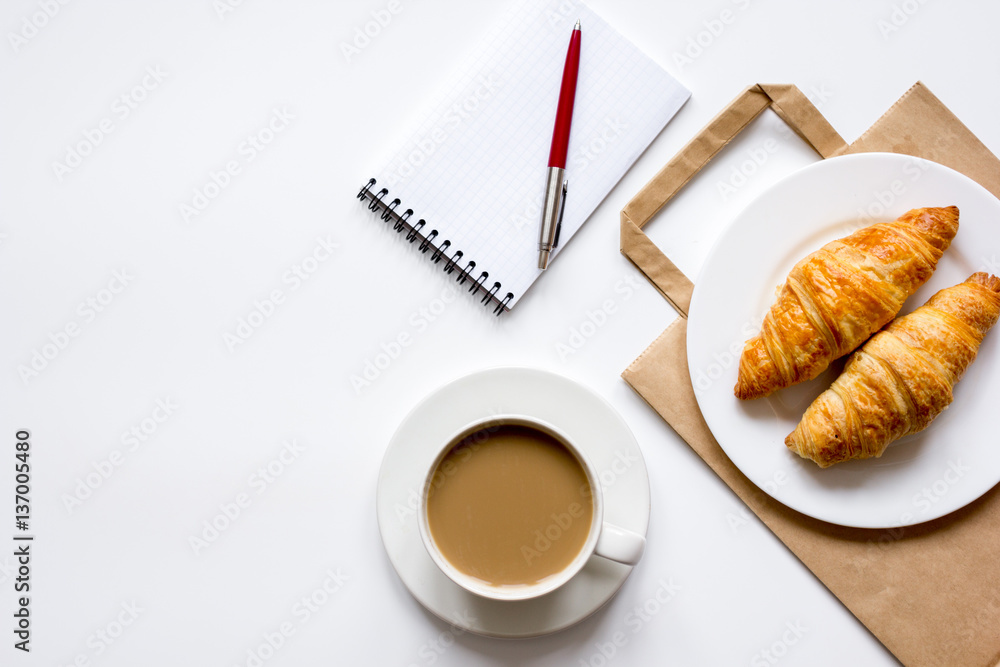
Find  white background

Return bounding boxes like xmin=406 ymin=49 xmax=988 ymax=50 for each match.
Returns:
xmin=2 ymin=0 xmax=998 ymax=665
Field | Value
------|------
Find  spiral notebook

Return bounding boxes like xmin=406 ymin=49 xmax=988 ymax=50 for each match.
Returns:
xmin=356 ymin=0 xmax=689 ymax=313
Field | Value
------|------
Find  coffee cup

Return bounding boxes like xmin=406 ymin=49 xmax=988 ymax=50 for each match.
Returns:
xmin=417 ymin=414 xmax=646 ymax=601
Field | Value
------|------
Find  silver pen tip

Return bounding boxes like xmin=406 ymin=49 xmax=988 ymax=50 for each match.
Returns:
xmin=538 ymin=249 xmax=551 ymax=270
xmin=574 ymin=20 xmax=581 ymax=30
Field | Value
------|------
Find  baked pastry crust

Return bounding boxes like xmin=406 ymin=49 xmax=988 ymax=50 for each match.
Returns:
xmin=735 ymin=207 xmax=959 ymax=400
xmin=786 ymin=273 xmax=1000 ymax=467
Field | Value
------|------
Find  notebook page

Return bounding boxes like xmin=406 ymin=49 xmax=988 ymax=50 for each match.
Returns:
xmin=371 ymin=0 xmax=689 ymax=308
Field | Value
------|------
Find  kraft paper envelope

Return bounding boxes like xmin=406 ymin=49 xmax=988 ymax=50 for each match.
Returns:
xmin=620 ymin=83 xmax=1000 ymax=667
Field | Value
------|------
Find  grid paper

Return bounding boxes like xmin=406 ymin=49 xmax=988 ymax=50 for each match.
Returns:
xmin=370 ymin=0 xmax=690 ymax=309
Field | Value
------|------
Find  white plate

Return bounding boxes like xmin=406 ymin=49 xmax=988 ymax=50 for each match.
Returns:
xmin=687 ymin=152 xmax=1000 ymax=529
xmin=376 ymin=367 xmax=650 ymax=638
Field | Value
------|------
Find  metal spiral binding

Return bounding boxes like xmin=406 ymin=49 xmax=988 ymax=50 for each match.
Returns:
xmin=381 ymin=198 xmax=401 ymax=222
xmin=357 ymin=177 xmax=515 ymax=315
xmin=406 ymin=219 xmax=425 ymax=243
xmin=419 ymin=230 xmax=437 ymax=254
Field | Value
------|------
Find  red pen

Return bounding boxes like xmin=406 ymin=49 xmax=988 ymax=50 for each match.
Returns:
xmin=538 ymin=19 xmax=581 ymax=270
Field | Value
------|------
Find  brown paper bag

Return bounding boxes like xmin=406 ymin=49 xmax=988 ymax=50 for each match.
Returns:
xmin=620 ymin=83 xmax=1000 ymax=667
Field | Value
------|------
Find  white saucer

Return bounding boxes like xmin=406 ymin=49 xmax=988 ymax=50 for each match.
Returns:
xmin=375 ymin=367 xmax=651 ymax=638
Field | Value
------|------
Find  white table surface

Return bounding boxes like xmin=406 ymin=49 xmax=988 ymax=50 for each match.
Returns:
xmin=3 ymin=1 xmax=997 ymax=665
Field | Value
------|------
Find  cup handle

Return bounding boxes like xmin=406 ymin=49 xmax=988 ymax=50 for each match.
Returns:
xmin=593 ymin=522 xmax=646 ymax=566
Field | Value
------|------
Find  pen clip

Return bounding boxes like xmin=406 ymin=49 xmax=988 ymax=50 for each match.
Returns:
xmin=554 ymin=180 xmax=567 ymax=248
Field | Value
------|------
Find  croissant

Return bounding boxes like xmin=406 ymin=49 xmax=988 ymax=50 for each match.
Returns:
xmin=786 ymin=273 xmax=1000 ymax=467
xmin=735 ymin=207 xmax=959 ymax=400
